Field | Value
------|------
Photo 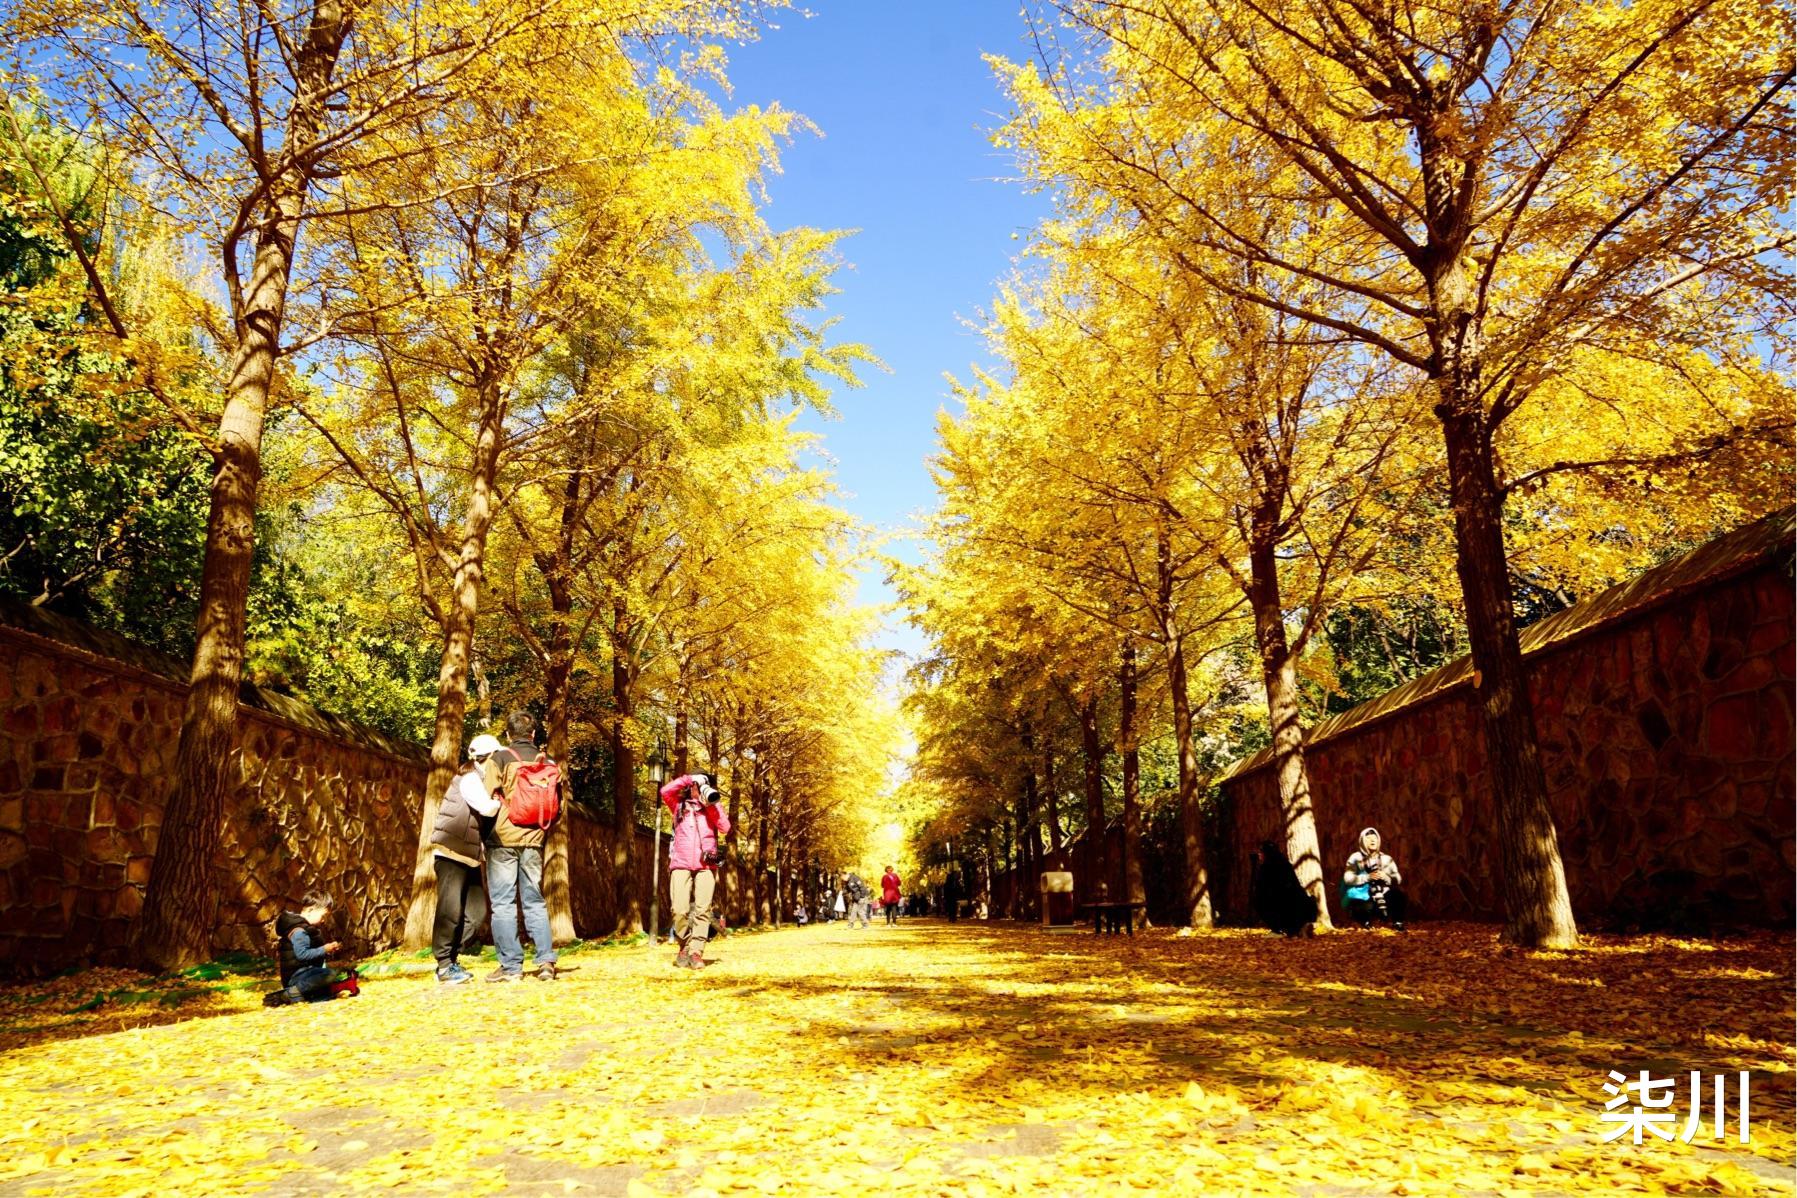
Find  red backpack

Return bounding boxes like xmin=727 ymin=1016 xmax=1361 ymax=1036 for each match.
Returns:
xmin=505 ymin=754 xmax=562 ymax=828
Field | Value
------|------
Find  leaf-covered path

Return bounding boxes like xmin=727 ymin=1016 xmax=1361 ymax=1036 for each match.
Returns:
xmin=1 ymin=921 xmax=1791 ymax=1196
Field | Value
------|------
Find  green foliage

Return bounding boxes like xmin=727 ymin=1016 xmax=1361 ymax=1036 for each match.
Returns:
xmin=0 ymin=99 xmax=213 ymax=650
xmin=241 ymin=494 xmax=441 ymax=743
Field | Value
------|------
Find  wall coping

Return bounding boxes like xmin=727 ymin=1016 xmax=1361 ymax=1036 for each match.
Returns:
xmin=1217 ymin=506 xmax=1796 ymax=786
xmin=0 ymin=599 xmax=431 ymax=768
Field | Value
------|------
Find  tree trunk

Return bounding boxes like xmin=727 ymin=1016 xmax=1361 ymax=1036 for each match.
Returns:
xmin=754 ymin=759 xmax=771 ymax=924
xmin=535 ymin=462 xmax=585 ymax=943
xmin=1168 ymin=637 xmax=1212 ymax=928
xmin=1042 ymin=735 xmax=1063 ymax=854
xmin=1157 ymin=528 xmax=1212 ymax=928
xmin=540 ymin=616 xmax=576 ymax=943
xmin=135 ymin=0 xmax=349 ymax=973
xmin=772 ymin=788 xmax=787 ymax=926
xmin=1119 ymin=644 xmax=1146 ymax=927
xmin=399 ymin=383 xmax=505 ymax=950
xmin=610 ymin=607 xmax=640 ymax=936
xmin=1247 ymin=538 xmax=1331 ymax=929
xmin=1002 ymin=818 xmax=1017 ymax=918
xmin=1016 ymin=783 xmax=1036 ymax=919
xmin=1019 ymin=732 xmax=1040 ymax=915
xmin=1437 ymin=396 xmax=1578 ymax=947
xmin=981 ymin=824 xmax=996 ymax=913
xmin=1078 ymin=695 xmax=1106 ymax=906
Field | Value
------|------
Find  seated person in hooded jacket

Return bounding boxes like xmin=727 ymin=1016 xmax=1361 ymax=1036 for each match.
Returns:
xmin=1342 ymin=827 xmax=1408 ymax=930
xmin=264 ymin=892 xmax=360 ymax=1005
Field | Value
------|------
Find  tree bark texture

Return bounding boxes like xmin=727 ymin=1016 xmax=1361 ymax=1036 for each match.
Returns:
xmin=610 ymin=605 xmax=641 ymax=936
xmin=1158 ymin=530 xmax=1212 ymax=928
xmin=136 ymin=0 xmax=350 ymax=971
xmin=1119 ymin=644 xmax=1146 ymax=928
xmin=1078 ymin=696 xmax=1106 ymax=903
xmin=1437 ymin=396 xmax=1579 ymax=947
xmin=1247 ymin=538 xmax=1331 ymax=929
xmin=400 ymin=383 xmax=504 ymax=950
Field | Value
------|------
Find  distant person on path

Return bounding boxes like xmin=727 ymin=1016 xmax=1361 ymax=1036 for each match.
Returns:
xmin=843 ymin=872 xmax=871 ymax=928
xmin=1252 ymin=840 xmax=1318 ymax=937
xmin=881 ymin=867 xmax=903 ymax=925
xmin=430 ymin=734 xmax=501 ymax=984
xmin=660 ymin=772 xmax=731 ymax=969
xmin=1343 ymin=827 xmax=1408 ymax=931
xmin=484 ymin=711 xmax=562 ymax=982
xmin=263 ymin=892 xmax=359 ymax=1005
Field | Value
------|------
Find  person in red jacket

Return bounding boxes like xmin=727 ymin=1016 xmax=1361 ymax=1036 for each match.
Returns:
xmin=659 ymin=773 xmax=731 ymax=969
xmin=881 ymin=866 xmax=903 ymax=926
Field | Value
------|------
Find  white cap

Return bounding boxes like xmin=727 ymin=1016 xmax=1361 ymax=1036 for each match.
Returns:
xmin=468 ymin=734 xmax=503 ymax=759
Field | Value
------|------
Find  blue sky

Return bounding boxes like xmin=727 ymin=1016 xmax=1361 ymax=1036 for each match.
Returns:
xmin=718 ymin=3 xmax=1052 ymax=663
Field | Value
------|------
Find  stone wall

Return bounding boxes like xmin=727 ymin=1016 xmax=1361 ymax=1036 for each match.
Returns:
xmin=1217 ymin=511 xmax=1796 ymax=929
xmin=0 ymin=603 xmax=432 ymax=976
xmin=0 ymin=597 xmax=770 ymax=975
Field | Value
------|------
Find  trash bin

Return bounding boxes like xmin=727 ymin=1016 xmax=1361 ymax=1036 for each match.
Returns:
xmin=1040 ymin=870 xmax=1075 ymax=926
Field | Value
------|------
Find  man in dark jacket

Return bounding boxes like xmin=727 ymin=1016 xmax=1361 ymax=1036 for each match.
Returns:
xmin=431 ymin=735 xmax=499 ymax=984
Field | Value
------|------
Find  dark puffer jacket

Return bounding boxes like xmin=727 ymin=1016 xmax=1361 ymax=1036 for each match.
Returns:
xmin=431 ymin=769 xmax=485 ymax=864
xmin=275 ymin=911 xmax=326 ymax=986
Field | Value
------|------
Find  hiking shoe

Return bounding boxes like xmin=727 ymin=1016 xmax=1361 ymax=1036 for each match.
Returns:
xmin=485 ymin=967 xmax=524 ymax=983
xmin=438 ymin=963 xmax=472 ymax=985
xmin=671 ymin=950 xmax=691 ymax=968
xmin=535 ymin=962 xmax=558 ymax=982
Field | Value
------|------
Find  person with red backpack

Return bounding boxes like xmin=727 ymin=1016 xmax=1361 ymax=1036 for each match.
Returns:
xmin=659 ymin=772 xmax=731 ymax=970
xmin=481 ymin=710 xmax=564 ymax=982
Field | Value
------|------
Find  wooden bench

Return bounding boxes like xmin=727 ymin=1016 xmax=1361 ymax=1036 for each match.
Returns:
xmin=1077 ymin=901 xmax=1146 ymax=935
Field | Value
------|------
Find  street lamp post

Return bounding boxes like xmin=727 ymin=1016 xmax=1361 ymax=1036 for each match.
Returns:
xmin=646 ymin=741 xmax=668 ymax=943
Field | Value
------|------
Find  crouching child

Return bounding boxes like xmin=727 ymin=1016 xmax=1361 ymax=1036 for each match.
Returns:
xmin=264 ymin=892 xmax=361 ymax=1006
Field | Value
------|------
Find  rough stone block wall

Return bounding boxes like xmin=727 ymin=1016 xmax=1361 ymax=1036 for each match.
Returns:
xmin=0 ymin=603 xmax=775 ymax=975
xmin=1218 ymin=556 xmax=1796 ymax=929
xmin=0 ymin=611 xmax=429 ymax=976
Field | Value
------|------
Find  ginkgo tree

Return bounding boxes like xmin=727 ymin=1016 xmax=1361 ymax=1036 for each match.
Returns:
xmin=994 ymin=0 xmax=1793 ymax=946
xmin=3 ymin=0 xmax=794 ymax=968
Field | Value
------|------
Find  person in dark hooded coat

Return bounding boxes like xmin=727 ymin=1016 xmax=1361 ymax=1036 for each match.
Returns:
xmin=1252 ymin=841 xmax=1319 ymax=936
xmin=263 ymin=892 xmax=360 ymax=1005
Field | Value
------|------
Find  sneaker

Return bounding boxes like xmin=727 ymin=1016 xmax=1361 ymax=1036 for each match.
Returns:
xmin=485 ymin=967 xmax=524 ymax=983
xmin=438 ymin=963 xmax=472 ymax=985
xmin=671 ymin=950 xmax=691 ymax=969
xmin=535 ymin=962 xmax=558 ymax=982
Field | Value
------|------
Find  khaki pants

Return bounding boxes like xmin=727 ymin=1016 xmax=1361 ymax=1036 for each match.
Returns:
xmin=671 ymin=868 xmax=716 ymax=952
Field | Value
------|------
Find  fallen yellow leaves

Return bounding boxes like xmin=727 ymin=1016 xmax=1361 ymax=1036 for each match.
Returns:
xmin=0 ymin=921 xmax=1789 ymax=1196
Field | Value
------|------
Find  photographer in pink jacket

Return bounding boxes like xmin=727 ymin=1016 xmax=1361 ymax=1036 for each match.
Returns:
xmin=659 ymin=773 xmax=731 ymax=970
